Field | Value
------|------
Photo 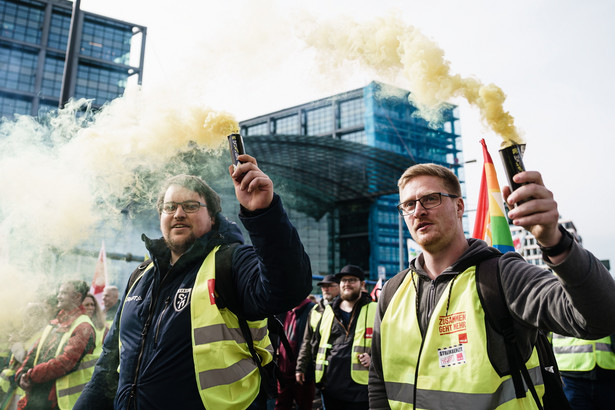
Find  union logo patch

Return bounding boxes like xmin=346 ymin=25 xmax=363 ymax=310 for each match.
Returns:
xmin=174 ymin=288 xmax=192 ymax=312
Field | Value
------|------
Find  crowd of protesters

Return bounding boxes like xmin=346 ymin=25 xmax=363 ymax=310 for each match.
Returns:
xmin=0 ymin=283 xmax=119 ymax=410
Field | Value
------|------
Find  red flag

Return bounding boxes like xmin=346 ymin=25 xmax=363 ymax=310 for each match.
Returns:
xmin=90 ymin=241 xmax=108 ymax=308
xmin=370 ymin=278 xmax=383 ymax=301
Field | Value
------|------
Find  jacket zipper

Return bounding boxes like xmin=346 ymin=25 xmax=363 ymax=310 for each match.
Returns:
xmin=154 ymin=297 xmax=171 ymax=348
xmin=127 ymin=264 xmax=172 ymax=409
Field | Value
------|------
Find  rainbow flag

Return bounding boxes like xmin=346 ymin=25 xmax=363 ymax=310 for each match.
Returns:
xmin=472 ymin=139 xmax=515 ymax=253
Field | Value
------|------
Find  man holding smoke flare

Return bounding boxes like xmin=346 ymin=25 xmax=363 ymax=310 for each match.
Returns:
xmin=75 ymin=153 xmax=312 ymax=409
xmin=368 ymin=164 xmax=615 ymax=409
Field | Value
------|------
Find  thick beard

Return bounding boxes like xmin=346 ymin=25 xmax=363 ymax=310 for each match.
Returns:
xmin=341 ymin=287 xmax=361 ymax=302
xmin=165 ymin=234 xmax=197 ymax=259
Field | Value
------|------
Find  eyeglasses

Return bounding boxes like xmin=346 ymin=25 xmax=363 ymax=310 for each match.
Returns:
xmin=161 ymin=201 xmax=207 ymax=214
xmin=396 ymin=192 xmax=459 ymax=216
xmin=340 ymin=277 xmax=360 ymax=284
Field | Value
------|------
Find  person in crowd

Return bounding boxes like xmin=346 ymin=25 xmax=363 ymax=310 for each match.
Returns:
xmin=275 ymin=298 xmax=315 ymax=410
xmin=553 ymin=332 xmax=615 ymax=409
xmin=369 ymin=163 xmax=615 ymax=409
xmin=295 ymin=275 xmax=340 ymax=409
xmin=312 ymin=266 xmax=376 ymax=410
xmin=101 ymin=286 xmax=119 ymax=327
xmin=82 ymin=293 xmax=108 ymax=351
xmin=75 ymin=154 xmax=312 ymax=409
xmin=16 ymin=280 xmax=96 ymax=409
xmin=0 ymin=302 xmax=53 ymax=410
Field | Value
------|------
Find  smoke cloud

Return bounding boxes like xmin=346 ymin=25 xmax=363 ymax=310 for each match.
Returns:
xmin=0 ymin=5 xmax=523 ymax=340
xmin=0 ymin=86 xmax=237 ymax=337
xmin=296 ymin=13 xmax=524 ymax=146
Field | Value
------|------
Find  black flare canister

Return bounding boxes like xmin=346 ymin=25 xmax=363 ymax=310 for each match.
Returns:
xmin=499 ymin=143 xmax=526 ymax=192
xmin=228 ymin=133 xmax=245 ymax=166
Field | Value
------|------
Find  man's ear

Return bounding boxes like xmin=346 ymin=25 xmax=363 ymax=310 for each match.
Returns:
xmin=457 ymin=197 xmax=465 ymax=217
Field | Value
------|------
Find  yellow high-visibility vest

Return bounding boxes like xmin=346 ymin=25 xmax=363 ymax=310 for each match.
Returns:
xmin=315 ymin=301 xmax=376 ymax=385
xmin=309 ymin=304 xmax=322 ymax=332
xmin=553 ymin=334 xmax=615 ymax=371
xmin=121 ymin=245 xmax=273 ymax=409
xmin=34 ymin=315 xmax=97 ymax=410
xmin=380 ymin=267 xmax=544 ymax=409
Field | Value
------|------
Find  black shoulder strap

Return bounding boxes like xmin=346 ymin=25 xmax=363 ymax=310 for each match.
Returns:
xmin=476 ymin=255 xmax=546 ymax=409
xmin=379 ymin=268 xmax=411 ymax=316
xmin=127 ymin=260 xmax=152 ymax=291
xmin=213 ymin=243 xmax=241 ymax=312
xmin=214 ymin=242 xmax=281 ymax=401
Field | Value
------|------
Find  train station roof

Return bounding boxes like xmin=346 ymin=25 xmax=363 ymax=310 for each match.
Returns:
xmin=245 ymin=135 xmax=415 ymax=219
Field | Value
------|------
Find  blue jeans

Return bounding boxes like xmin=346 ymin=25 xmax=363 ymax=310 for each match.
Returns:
xmin=562 ymin=376 xmax=615 ymax=410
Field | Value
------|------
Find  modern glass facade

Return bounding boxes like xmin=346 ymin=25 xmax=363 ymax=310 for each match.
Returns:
xmin=239 ymin=82 xmax=464 ymax=280
xmin=0 ymin=0 xmax=146 ymax=119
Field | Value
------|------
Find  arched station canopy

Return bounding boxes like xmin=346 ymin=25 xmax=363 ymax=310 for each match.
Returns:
xmin=245 ymin=135 xmax=415 ymax=219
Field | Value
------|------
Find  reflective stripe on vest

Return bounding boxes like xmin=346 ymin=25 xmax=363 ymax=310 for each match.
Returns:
xmin=119 ymin=250 xmax=273 ymax=409
xmin=552 ymin=334 xmax=615 ymax=371
xmin=350 ymin=301 xmax=376 ymax=384
xmin=46 ymin=314 xmax=97 ymax=410
xmin=191 ymin=245 xmax=273 ymax=409
xmin=314 ymin=301 xmax=376 ymax=385
xmin=380 ymin=268 xmax=544 ymax=409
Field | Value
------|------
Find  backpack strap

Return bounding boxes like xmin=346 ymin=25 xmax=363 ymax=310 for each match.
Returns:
xmin=127 ymin=260 xmax=152 ymax=291
xmin=213 ymin=243 xmax=240 ymax=312
xmin=214 ymin=242 xmax=283 ymax=402
xmin=379 ymin=268 xmax=410 ymax=316
xmin=476 ymin=255 xmax=544 ymax=409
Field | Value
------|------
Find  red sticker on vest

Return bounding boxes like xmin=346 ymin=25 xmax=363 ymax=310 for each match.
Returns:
xmin=438 ymin=312 xmax=467 ymax=335
xmin=458 ymin=333 xmax=468 ymax=344
xmin=364 ymin=327 xmax=373 ymax=339
xmin=207 ymin=279 xmax=216 ymax=305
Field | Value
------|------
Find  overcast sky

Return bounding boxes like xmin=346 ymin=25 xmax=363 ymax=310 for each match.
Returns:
xmin=81 ymin=0 xmax=615 ymax=267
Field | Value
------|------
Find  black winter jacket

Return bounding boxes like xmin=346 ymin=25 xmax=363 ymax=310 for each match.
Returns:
xmin=75 ymin=194 xmax=312 ymax=409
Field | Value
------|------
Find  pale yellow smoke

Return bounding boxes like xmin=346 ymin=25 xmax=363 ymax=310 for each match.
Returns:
xmin=297 ymin=13 xmax=523 ymax=146
xmin=0 ymin=86 xmax=237 ymax=332
xmin=0 ymin=88 xmax=236 ymax=250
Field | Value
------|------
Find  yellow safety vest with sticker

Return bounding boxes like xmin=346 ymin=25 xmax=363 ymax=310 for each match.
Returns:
xmin=380 ymin=267 xmax=544 ymax=409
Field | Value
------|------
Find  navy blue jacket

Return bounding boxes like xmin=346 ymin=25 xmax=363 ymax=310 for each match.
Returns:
xmin=75 ymin=194 xmax=312 ymax=409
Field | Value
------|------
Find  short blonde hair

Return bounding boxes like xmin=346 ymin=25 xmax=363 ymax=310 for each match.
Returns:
xmin=398 ymin=163 xmax=461 ymax=196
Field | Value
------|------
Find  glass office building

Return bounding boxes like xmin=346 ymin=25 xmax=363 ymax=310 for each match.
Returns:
xmin=0 ymin=0 xmax=146 ymax=118
xmin=239 ymin=82 xmax=465 ymax=280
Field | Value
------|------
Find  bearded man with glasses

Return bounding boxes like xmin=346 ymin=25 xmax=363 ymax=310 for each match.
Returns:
xmin=312 ymin=265 xmax=376 ymax=410
xmin=76 ymin=154 xmax=312 ymax=410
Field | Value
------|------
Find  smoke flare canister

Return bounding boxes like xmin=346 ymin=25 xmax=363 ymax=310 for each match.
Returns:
xmin=228 ymin=133 xmax=245 ymax=166
xmin=499 ymin=144 xmax=526 ymax=192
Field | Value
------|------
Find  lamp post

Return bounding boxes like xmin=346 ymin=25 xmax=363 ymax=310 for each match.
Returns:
xmin=59 ymin=0 xmax=81 ymax=109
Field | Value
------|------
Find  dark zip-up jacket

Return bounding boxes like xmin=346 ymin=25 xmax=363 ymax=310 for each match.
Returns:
xmin=313 ymin=292 xmax=373 ymax=403
xmin=369 ymin=238 xmax=615 ymax=409
xmin=75 ymin=194 xmax=312 ymax=409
